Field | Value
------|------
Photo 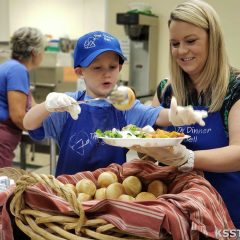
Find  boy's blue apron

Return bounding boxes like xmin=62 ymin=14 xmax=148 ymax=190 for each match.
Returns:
xmin=164 ymin=106 xmax=240 ymax=229
xmin=56 ymin=92 xmax=127 ymax=177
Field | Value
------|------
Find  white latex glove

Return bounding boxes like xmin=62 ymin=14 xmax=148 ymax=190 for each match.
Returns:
xmin=45 ymin=92 xmax=81 ymax=120
xmin=131 ymin=144 xmax=190 ymax=167
xmin=169 ymin=97 xmax=208 ymax=126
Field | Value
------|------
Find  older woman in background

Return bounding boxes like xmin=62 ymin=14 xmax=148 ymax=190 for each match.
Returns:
xmin=0 ymin=27 xmax=45 ymax=167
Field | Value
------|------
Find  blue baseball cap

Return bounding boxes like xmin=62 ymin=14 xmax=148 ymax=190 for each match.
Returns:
xmin=73 ymin=31 xmax=127 ymax=68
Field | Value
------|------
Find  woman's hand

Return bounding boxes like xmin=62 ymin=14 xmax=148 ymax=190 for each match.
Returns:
xmin=169 ymin=97 xmax=208 ymax=126
xmin=131 ymin=144 xmax=190 ymax=167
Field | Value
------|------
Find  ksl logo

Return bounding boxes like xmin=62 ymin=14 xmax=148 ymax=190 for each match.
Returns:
xmin=215 ymin=229 xmax=240 ymax=238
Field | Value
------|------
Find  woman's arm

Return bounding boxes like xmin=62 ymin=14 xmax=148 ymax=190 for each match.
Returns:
xmin=151 ymin=81 xmax=169 ymax=125
xmin=152 ymin=92 xmax=160 ymax=107
xmin=151 ymin=88 xmax=172 ymax=126
xmin=30 ymin=93 xmax=37 ymax=107
xmin=8 ymin=90 xmax=28 ymax=130
xmin=194 ymin=100 xmax=240 ymax=172
xmin=155 ymin=108 xmax=171 ymax=127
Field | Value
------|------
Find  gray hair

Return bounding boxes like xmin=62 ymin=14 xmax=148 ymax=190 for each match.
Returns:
xmin=10 ymin=27 xmax=45 ymax=60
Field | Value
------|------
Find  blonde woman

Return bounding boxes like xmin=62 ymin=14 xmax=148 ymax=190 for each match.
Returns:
xmin=0 ymin=27 xmax=45 ymax=167
xmin=134 ymin=0 xmax=240 ymax=228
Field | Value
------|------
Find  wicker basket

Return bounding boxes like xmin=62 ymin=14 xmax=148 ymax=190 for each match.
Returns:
xmin=0 ymin=167 xmax=169 ymax=240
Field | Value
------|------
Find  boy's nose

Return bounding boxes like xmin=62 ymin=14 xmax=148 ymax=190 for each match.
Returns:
xmin=103 ymin=68 xmax=112 ymax=76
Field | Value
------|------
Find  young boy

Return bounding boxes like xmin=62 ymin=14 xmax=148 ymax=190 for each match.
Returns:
xmin=23 ymin=31 xmax=207 ymax=176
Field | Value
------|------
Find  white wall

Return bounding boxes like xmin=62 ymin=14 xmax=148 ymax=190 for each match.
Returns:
xmin=0 ymin=0 xmax=10 ymax=41
xmin=9 ymin=0 xmax=106 ymax=39
xmin=80 ymin=0 xmax=107 ymax=33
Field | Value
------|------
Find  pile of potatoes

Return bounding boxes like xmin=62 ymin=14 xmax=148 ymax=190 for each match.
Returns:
xmin=65 ymin=171 xmax=167 ymax=202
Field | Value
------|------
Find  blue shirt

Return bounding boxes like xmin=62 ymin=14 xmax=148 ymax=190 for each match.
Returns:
xmin=0 ymin=59 xmax=29 ymax=120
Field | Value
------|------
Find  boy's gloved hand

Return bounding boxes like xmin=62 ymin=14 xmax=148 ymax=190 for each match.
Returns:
xmin=45 ymin=92 xmax=81 ymax=120
xmin=132 ymin=144 xmax=190 ymax=167
xmin=169 ymin=97 xmax=208 ymax=126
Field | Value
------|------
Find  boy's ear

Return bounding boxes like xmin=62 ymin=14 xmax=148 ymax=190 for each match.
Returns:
xmin=74 ymin=67 xmax=83 ymax=75
xmin=119 ymin=65 xmax=122 ymax=71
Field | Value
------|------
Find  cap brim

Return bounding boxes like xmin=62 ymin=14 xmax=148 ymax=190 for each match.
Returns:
xmin=79 ymin=49 xmax=127 ymax=67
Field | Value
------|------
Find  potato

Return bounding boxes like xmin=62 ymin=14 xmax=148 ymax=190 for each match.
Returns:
xmin=135 ymin=192 xmax=156 ymax=201
xmin=97 ymin=171 xmax=118 ymax=188
xmin=76 ymin=179 xmax=96 ymax=197
xmin=94 ymin=188 xmax=107 ymax=200
xmin=147 ymin=180 xmax=167 ymax=197
xmin=77 ymin=192 xmax=92 ymax=202
xmin=118 ymin=194 xmax=135 ymax=201
xmin=106 ymin=183 xmax=125 ymax=199
xmin=122 ymin=176 xmax=142 ymax=197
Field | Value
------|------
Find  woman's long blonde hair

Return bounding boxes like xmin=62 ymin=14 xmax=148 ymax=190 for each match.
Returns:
xmin=168 ymin=0 xmax=230 ymax=112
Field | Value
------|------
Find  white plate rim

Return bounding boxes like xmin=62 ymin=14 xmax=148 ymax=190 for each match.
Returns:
xmin=98 ymin=135 xmax=190 ymax=148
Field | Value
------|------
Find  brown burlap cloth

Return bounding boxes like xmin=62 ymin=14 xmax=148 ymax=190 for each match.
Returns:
xmin=0 ymin=159 xmax=235 ymax=240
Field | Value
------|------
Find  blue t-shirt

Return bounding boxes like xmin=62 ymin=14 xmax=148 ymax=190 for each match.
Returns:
xmin=0 ymin=59 xmax=29 ymax=120
xmin=29 ymin=91 xmax=163 ymax=146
